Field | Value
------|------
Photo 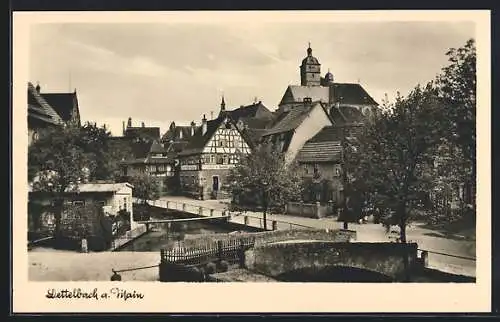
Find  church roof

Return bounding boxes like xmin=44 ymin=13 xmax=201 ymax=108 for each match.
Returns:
xmin=279 ymin=83 xmax=378 ymax=107
xmin=27 ymin=82 xmax=63 ymax=125
xmin=280 ymin=85 xmax=330 ymax=106
xmin=41 ymin=92 xmax=78 ymax=123
xmin=302 ymin=55 xmax=320 ymax=65
xmin=330 ymin=83 xmax=378 ymax=106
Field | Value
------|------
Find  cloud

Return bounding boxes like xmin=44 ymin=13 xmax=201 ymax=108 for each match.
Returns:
xmin=29 ymin=21 xmax=475 ymax=136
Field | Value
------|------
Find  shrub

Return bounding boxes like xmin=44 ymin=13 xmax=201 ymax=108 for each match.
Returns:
xmin=205 ymin=262 xmax=217 ymax=275
xmin=217 ymin=260 xmax=229 ymax=272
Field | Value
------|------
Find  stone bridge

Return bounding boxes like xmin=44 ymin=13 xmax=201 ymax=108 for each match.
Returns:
xmin=244 ymin=241 xmax=421 ymax=282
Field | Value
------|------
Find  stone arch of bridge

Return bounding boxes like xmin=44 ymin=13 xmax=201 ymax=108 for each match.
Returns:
xmin=275 ymin=264 xmax=394 ymax=282
xmin=244 ymin=241 xmax=418 ymax=281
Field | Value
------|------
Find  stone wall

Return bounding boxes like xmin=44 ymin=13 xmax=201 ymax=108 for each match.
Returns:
xmin=244 ymin=241 xmax=419 ymax=281
xmin=286 ymin=201 xmax=335 ymax=219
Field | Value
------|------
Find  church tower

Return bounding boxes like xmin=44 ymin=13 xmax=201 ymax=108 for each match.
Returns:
xmin=300 ymin=43 xmax=321 ymax=86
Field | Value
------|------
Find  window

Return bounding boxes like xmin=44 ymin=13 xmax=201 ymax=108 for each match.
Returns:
xmin=334 ymin=167 xmax=341 ymax=177
xmin=97 ymin=200 xmax=106 ymax=207
xmin=223 ymin=155 xmax=229 ymax=164
xmin=73 ymin=200 xmax=84 ymax=206
xmin=216 ymin=155 xmax=224 ymax=164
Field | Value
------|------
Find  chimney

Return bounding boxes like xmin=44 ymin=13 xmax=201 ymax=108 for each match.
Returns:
xmin=202 ymin=114 xmax=207 ymax=135
xmin=190 ymin=121 xmax=196 ymax=136
xmin=35 ymin=82 xmax=41 ymax=93
xmin=127 ymin=117 xmax=132 ymax=128
xmin=141 ymin=122 xmax=145 ymax=127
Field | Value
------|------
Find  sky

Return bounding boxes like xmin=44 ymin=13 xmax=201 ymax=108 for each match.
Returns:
xmin=29 ymin=20 xmax=475 ymax=136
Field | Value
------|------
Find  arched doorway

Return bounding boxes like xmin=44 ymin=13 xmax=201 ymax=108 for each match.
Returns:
xmin=275 ymin=265 xmax=394 ymax=282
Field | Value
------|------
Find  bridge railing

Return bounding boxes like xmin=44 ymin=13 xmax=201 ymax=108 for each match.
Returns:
xmin=136 ymin=198 xmax=316 ymax=231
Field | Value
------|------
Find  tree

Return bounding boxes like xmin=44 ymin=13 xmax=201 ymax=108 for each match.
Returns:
xmin=346 ymin=85 xmax=443 ymax=243
xmin=79 ymin=122 xmax=132 ymax=181
xmin=78 ymin=122 xmax=112 ymax=180
xmin=227 ymin=143 xmax=302 ymax=230
xmin=435 ymin=38 xmax=476 ymax=214
xmin=28 ymin=124 xmax=95 ymax=236
xmin=129 ymin=173 xmax=160 ymax=206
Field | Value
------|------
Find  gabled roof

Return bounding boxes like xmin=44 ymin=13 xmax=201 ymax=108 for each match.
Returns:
xmin=296 ymin=125 xmax=363 ymax=163
xmin=296 ymin=141 xmax=342 ymax=163
xmin=150 ymin=140 xmax=167 ymax=154
xmin=224 ymin=101 xmax=274 ymax=122
xmin=27 ymin=82 xmax=63 ymax=125
xmin=178 ymin=116 xmax=253 ymax=156
xmin=124 ymin=127 xmax=161 ymax=141
xmin=296 ymin=126 xmax=343 ymax=163
xmin=263 ymin=101 xmax=327 ymax=136
xmin=161 ymin=124 xmax=200 ymax=143
xmin=41 ymin=92 xmax=78 ymax=122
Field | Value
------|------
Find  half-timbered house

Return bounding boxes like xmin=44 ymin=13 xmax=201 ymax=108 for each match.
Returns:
xmin=177 ymin=114 xmax=253 ymax=200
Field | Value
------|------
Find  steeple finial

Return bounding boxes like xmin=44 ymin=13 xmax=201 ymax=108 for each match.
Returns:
xmin=307 ymin=42 xmax=312 ymax=56
xmin=220 ymin=94 xmax=226 ymax=111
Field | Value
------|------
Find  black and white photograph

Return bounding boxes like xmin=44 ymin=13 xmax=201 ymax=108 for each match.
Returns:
xmin=13 ymin=10 xmax=491 ymax=312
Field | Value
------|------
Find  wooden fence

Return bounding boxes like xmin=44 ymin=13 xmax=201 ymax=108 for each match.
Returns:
xmin=160 ymin=235 xmax=256 ymax=267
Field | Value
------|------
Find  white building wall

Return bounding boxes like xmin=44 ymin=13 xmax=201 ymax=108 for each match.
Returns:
xmin=285 ymin=104 xmax=333 ymax=163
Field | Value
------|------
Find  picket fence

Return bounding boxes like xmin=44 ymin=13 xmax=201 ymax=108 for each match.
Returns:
xmin=160 ymin=235 xmax=256 ymax=266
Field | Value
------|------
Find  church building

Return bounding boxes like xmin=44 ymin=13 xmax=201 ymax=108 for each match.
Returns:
xmin=277 ymin=44 xmax=379 ymax=123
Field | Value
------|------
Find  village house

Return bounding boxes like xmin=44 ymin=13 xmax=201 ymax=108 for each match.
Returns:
xmin=28 ymin=182 xmax=137 ymax=238
xmin=36 ymin=83 xmax=82 ymax=127
xmin=177 ymin=113 xmax=253 ymax=200
xmin=112 ymin=118 xmax=174 ymax=193
xmin=27 ymin=82 xmax=64 ymax=146
xmin=261 ymin=98 xmax=334 ymax=162
xmin=219 ymin=98 xmax=275 ymax=146
xmin=122 ymin=117 xmax=161 ymax=142
xmin=295 ymin=124 xmax=364 ymax=204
